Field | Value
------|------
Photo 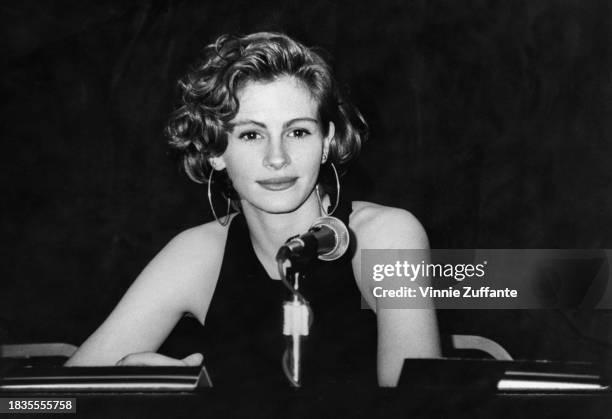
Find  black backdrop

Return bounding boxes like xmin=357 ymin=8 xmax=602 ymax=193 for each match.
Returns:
xmin=2 ymin=0 xmax=612 ymax=364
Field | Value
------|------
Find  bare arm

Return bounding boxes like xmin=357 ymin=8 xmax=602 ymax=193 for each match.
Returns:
xmin=65 ymin=224 xmax=225 ymax=366
xmin=352 ymin=204 xmax=441 ymax=387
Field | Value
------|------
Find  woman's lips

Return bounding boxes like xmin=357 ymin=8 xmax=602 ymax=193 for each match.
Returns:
xmin=256 ymin=177 xmax=298 ymax=191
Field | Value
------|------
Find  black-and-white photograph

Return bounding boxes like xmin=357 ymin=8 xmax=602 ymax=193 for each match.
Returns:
xmin=1 ymin=1 xmax=611 ymax=417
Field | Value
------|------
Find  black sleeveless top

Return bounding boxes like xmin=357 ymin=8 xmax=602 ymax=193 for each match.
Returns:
xmin=201 ymin=199 xmax=377 ymax=387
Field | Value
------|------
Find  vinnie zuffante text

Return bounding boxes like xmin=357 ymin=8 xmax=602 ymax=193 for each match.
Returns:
xmin=371 ymin=260 xmax=518 ymax=299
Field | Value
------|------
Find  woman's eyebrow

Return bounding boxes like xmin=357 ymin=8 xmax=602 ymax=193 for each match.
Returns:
xmin=229 ymin=117 xmax=318 ymax=130
xmin=283 ymin=117 xmax=318 ymax=128
xmin=229 ymin=119 xmax=267 ymax=129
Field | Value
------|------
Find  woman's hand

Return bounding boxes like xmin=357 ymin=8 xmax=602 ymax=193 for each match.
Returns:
xmin=116 ymin=352 xmax=203 ymax=367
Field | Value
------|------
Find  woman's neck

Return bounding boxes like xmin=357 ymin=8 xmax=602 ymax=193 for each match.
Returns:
xmin=240 ymin=191 xmax=330 ymax=278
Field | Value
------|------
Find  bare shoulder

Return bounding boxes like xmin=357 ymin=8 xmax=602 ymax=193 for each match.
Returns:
xmin=160 ymin=219 xmax=229 ymax=264
xmin=349 ymin=201 xmax=429 ymax=249
xmin=146 ymin=217 xmax=233 ymax=323
xmin=347 ymin=202 xmax=429 ymax=312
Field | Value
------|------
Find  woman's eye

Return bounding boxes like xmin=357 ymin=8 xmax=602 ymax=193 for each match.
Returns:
xmin=288 ymin=129 xmax=311 ymax=139
xmin=238 ymin=131 xmax=262 ymax=141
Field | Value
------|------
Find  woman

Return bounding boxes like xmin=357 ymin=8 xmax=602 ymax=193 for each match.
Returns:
xmin=65 ymin=32 xmax=440 ymax=387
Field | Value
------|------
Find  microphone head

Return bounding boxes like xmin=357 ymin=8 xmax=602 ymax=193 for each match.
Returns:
xmin=310 ymin=216 xmax=350 ymax=261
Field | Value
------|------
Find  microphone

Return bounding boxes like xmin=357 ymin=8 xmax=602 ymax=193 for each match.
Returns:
xmin=276 ymin=216 xmax=350 ymax=262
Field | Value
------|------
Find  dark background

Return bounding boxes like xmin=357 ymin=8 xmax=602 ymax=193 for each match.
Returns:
xmin=1 ymin=0 xmax=612 ymax=364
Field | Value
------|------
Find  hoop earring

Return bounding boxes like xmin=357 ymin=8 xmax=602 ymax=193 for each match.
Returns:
xmin=315 ymin=162 xmax=341 ymax=216
xmin=207 ymin=168 xmax=231 ymax=226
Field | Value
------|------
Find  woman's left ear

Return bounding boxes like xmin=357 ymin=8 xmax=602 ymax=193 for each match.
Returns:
xmin=322 ymin=122 xmax=335 ymax=164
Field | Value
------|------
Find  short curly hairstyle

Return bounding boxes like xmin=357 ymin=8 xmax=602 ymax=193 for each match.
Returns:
xmin=165 ymin=32 xmax=368 ymax=196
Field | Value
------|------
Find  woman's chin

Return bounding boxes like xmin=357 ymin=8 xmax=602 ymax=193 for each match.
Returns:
xmin=243 ymin=196 xmax=306 ymax=215
xmin=256 ymin=202 xmax=302 ymax=215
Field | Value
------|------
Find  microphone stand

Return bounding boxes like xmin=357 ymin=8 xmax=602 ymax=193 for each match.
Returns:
xmin=276 ymin=217 xmax=348 ymax=387
xmin=279 ymin=263 xmax=311 ymax=388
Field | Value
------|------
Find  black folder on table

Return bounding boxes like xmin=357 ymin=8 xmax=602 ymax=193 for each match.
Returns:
xmin=399 ymin=359 xmax=609 ymax=393
xmin=0 ymin=362 xmax=212 ymax=392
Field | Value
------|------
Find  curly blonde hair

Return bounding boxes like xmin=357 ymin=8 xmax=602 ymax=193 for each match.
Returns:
xmin=165 ymin=32 xmax=368 ymax=197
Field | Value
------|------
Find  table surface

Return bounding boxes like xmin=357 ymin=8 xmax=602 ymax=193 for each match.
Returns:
xmin=2 ymin=359 xmax=612 ymax=418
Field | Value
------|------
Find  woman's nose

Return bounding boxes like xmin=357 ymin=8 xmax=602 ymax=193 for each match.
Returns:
xmin=263 ymin=139 xmax=290 ymax=169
